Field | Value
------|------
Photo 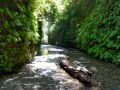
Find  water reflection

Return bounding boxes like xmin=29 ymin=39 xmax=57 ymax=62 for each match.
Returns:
xmin=40 ymin=49 xmax=48 ymax=55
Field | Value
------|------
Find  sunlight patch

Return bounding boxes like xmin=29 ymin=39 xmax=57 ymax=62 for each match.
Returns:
xmin=34 ymin=54 xmax=66 ymax=61
xmin=48 ymin=48 xmax=64 ymax=52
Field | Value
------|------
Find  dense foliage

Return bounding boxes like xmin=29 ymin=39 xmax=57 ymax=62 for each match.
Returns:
xmin=49 ymin=0 xmax=120 ymax=64
xmin=49 ymin=0 xmax=95 ymax=47
xmin=0 ymin=0 xmax=59 ymax=75
xmin=77 ymin=0 xmax=120 ymax=64
xmin=0 ymin=0 xmax=44 ymax=74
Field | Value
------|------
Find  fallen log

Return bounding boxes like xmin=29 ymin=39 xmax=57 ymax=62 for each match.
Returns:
xmin=59 ymin=59 xmax=92 ymax=84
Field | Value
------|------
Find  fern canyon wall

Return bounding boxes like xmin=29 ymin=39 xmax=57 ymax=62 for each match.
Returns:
xmin=0 ymin=0 xmax=60 ymax=75
xmin=49 ymin=0 xmax=120 ymax=65
xmin=0 ymin=0 xmax=43 ymax=74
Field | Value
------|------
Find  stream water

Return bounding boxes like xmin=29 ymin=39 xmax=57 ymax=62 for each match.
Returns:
xmin=0 ymin=44 xmax=120 ymax=90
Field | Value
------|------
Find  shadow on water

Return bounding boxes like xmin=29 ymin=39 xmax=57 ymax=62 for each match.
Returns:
xmin=0 ymin=44 xmax=120 ymax=90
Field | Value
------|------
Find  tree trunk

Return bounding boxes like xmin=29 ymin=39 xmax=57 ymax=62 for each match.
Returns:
xmin=60 ymin=59 xmax=92 ymax=84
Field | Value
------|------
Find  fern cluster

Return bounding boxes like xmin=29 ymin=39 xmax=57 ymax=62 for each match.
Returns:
xmin=77 ymin=0 xmax=120 ymax=64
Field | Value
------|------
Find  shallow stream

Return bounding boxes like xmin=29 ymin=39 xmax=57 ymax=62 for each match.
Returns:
xmin=0 ymin=44 xmax=120 ymax=90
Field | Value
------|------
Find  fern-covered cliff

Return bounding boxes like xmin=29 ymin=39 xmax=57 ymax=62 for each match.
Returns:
xmin=49 ymin=0 xmax=120 ymax=65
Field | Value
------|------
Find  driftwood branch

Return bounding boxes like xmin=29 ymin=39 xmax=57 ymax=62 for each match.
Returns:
xmin=59 ymin=59 xmax=92 ymax=84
